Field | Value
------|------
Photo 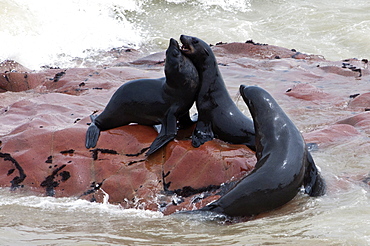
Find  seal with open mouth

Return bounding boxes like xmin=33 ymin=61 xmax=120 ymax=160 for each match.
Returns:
xmin=180 ymin=35 xmax=255 ymax=150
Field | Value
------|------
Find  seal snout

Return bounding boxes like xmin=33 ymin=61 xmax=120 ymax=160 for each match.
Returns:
xmin=239 ymin=84 xmax=247 ymax=94
xmin=239 ymin=84 xmax=251 ymax=99
xmin=239 ymin=85 xmax=261 ymax=98
xmin=169 ymin=38 xmax=180 ymax=49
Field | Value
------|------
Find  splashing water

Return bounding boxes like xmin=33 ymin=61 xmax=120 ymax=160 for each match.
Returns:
xmin=1 ymin=0 xmax=370 ymax=69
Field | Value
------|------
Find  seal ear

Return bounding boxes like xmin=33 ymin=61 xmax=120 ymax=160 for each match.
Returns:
xmin=304 ymin=152 xmax=326 ymax=196
xmin=203 ymin=48 xmax=210 ymax=56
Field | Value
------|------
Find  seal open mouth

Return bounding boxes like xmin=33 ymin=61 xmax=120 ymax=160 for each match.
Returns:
xmin=180 ymin=35 xmax=194 ymax=54
xmin=181 ymin=43 xmax=191 ymax=52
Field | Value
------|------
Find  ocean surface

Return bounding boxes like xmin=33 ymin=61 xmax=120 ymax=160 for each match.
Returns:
xmin=1 ymin=0 xmax=370 ymax=245
xmin=1 ymin=0 xmax=369 ymax=69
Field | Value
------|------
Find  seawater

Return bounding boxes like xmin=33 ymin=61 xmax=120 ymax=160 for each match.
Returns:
xmin=0 ymin=0 xmax=369 ymax=69
xmin=1 ymin=0 xmax=370 ymax=245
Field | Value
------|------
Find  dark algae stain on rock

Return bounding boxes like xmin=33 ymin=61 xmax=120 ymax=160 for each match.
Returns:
xmin=40 ymin=164 xmax=69 ymax=196
xmin=53 ymin=70 xmax=66 ymax=82
xmin=59 ymin=171 xmax=71 ymax=182
xmin=7 ymin=168 xmax=15 ymax=176
xmin=60 ymin=149 xmax=75 ymax=156
xmin=125 ymin=147 xmax=149 ymax=157
xmin=162 ymin=171 xmax=171 ymax=191
xmin=79 ymin=181 xmax=104 ymax=202
xmin=90 ymin=148 xmax=118 ymax=160
xmin=127 ymin=160 xmax=145 ymax=166
xmin=0 ymin=152 xmax=27 ymax=190
xmin=81 ymin=181 xmax=104 ymax=196
xmin=170 ymin=185 xmax=221 ymax=198
xmin=45 ymin=155 xmax=53 ymax=164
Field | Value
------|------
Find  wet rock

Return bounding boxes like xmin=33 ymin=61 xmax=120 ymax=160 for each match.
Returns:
xmin=303 ymin=124 xmax=360 ymax=147
xmin=318 ymin=59 xmax=369 ymax=78
xmin=336 ymin=112 xmax=370 ymax=134
xmin=0 ymin=72 xmax=46 ymax=92
xmin=285 ymin=83 xmax=333 ymax=101
xmin=107 ymin=47 xmax=142 ymax=66
xmin=129 ymin=51 xmax=166 ymax=66
xmin=212 ymin=42 xmax=324 ymax=64
xmin=0 ymin=66 xmax=163 ymax=95
xmin=0 ymin=60 xmax=32 ymax=73
xmin=0 ymin=91 xmax=255 ymax=213
xmin=1 ymin=41 xmax=370 ymax=214
xmin=348 ymin=92 xmax=370 ymax=108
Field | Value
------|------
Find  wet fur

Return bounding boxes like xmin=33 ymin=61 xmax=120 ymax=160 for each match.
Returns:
xmin=180 ymin=35 xmax=255 ymax=150
xmin=85 ymin=39 xmax=199 ymax=156
xmin=197 ymin=85 xmax=325 ymax=217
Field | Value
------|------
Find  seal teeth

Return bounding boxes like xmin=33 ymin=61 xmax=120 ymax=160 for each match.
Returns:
xmin=181 ymin=44 xmax=190 ymax=51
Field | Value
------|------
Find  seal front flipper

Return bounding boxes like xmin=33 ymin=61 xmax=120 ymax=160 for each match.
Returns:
xmin=85 ymin=115 xmax=101 ymax=149
xmin=304 ymin=151 xmax=326 ymax=196
xmin=145 ymin=110 xmax=177 ymax=156
xmin=191 ymin=121 xmax=214 ymax=148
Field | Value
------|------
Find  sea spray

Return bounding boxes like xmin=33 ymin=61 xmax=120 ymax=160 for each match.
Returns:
xmin=0 ymin=0 xmax=143 ymax=69
xmin=1 ymin=0 xmax=369 ymax=69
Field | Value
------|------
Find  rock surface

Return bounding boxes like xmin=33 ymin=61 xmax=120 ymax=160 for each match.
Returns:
xmin=1 ymin=41 xmax=370 ymax=214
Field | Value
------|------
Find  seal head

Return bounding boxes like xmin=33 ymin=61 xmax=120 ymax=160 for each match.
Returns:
xmin=197 ymin=85 xmax=325 ymax=217
xmin=85 ymin=38 xmax=199 ymax=156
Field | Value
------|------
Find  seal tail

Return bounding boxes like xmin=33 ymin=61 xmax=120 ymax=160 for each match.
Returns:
xmin=85 ymin=115 xmax=100 ymax=149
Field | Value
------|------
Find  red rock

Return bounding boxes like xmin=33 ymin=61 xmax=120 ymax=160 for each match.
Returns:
xmin=1 ymin=41 xmax=370 ymax=214
xmin=106 ymin=47 xmax=143 ymax=66
xmin=285 ymin=83 xmax=332 ymax=101
xmin=212 ymin=42 xmax=323 ymax=61
xmin=0 ymin=60 xmax=31 ymax=73
xmin=303 ymin=124 xmax=360 ymax=147
xmin=348 ymin=92 xmax=370 ymax=108
xmin=0 ymin=90 xmax=256 ymax=214
xmin=319 ymin=59 xmax=369 ymax=78
xmin=0 ymin=72 xmax=46 ymax=92
xmin=130 ymin=51 xmax=165 ymax=65
xmin=336 ymin=112 xmax=370 ymax=133
xmin=319 ymin=66 xmax=360 ymax=77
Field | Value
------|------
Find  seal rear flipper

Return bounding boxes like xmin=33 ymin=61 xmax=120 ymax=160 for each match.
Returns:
xmin=304 ymin=152 xmax=326 ymax=196
xmin=191 ymin=121 xmax=214 ymax=148
xmin=85 ymin=115 xmax=101 ymax=149
xmin=146 ymin=133 xmax=176 ymax=156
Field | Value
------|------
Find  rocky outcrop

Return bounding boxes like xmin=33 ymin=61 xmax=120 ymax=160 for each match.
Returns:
xmin=1 ymin=42 xmax=369 ymax=214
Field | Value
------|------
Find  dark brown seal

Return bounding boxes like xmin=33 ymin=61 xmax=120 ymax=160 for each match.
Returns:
xmin=197 ymin=85 xmax=325 ymax=217
xmin=85 ymin=38 xmax=199 ymax=156
xmin=180 ymin=35 xmax=255 ymax=150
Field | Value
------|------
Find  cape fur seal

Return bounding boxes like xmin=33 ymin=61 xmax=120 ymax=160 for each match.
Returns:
xmin=180 ymin=35 xmax=255 ymax=150
xmin=85 ymin=38 xmax=199 ymax=156
xmin=196 ymin=85 xmax=325 ymax=217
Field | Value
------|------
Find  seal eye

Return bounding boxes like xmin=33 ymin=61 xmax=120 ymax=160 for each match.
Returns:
xmin=192 ymin=39 xmax=199 ymax=44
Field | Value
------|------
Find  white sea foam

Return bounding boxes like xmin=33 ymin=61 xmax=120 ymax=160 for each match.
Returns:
xmin=0 ymin=189 xmax=163 ymax=219
xmin=1 ymin=0 xmax=369 ymax=68
xmin=0 ymin=0 xmax=143 ymax=69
